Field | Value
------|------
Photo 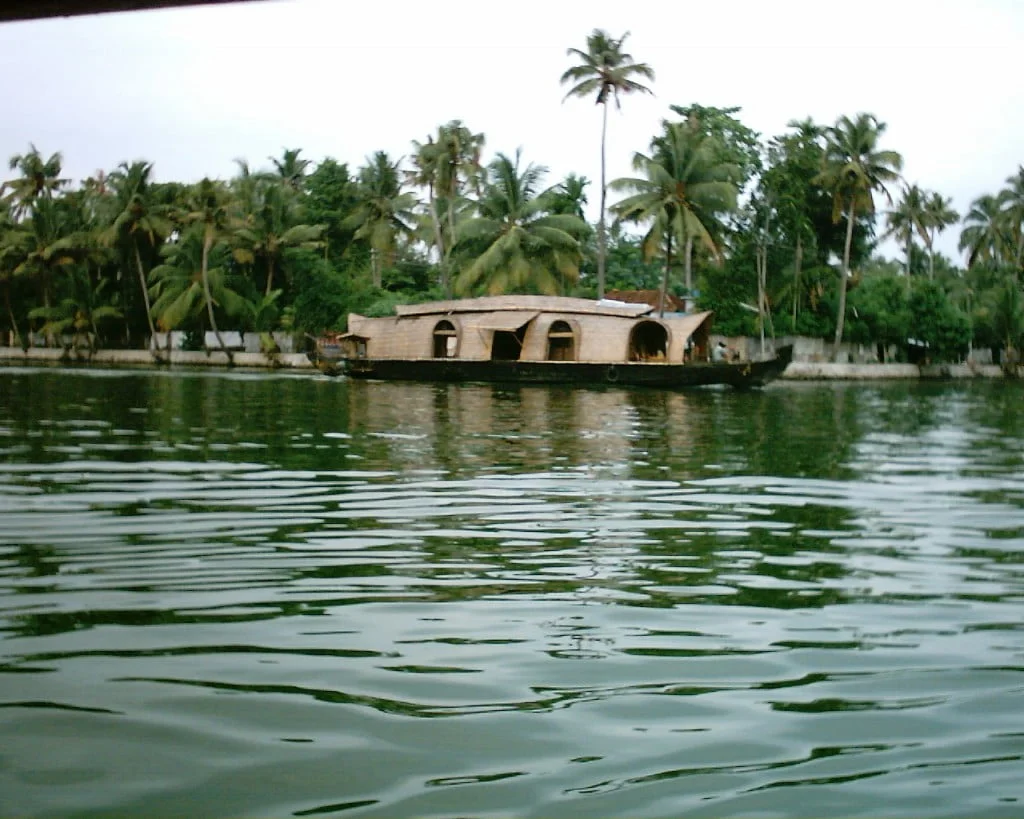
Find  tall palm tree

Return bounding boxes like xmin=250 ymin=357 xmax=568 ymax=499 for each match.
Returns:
xmin=561 ymin=29 xmax=654 ymax=300
xmin=233 ymin=181 xmax=325 ymax=296
xmin=885 ymin=184 xmax=927 ymax=278
xmin=959 ymin=194 xmax=1012 ymax=269
xmin=408 ymin=134 xmax=448 ymax=282
xmin=997 ymin=166 xmax=1024 ymax=270
xmin=344 ymin=152 xmax=417 ymax=288
xmin=99 ymin=161 xmax=172 ymax=343
xmin=0 ymin=206 xmax=28 ymax=345
xmin=991 ymin=276 xmax=1023 ymax=357
xmin=814 ymin=113 xmax=903 ymax=354
xmin=270 ymin=148 xmax=310 ymax=192
xmin=610 ymin=122 xmax=739 ymax=315
xmin=453 ymin=151 xmax=588 ymax=296
xmin=149 ymin=227 xmax=251 ymax=335
xmin=548 ymin=173 xmax=590 ymax=219
xmin=435 ymin=121 xmax=486 ymax=231
xmin=410 ymin=121 xmax=488 ymax=296
xmin=3 ymin=145 xmax=67 ymax=219
xmin=8 ymin=196 xmax=86 ymax=325
xmin=179 ymin=178 xmax=235 ymax=353
xmin=921 ymin=191 xmax=959 ymax=280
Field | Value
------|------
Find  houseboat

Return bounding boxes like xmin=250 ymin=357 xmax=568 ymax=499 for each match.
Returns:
xmin=319 ymin=295 xmax=792 ymax=389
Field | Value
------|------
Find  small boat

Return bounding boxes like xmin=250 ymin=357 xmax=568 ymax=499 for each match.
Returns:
xmin=319 ymin=295 xmax=792 ymax=389
xmin=311 ymin=332 xmax=345 ymax=375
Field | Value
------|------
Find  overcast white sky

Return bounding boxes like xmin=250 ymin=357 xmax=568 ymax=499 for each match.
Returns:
xmin=2 ymin=0 xmax=1022 ymax=263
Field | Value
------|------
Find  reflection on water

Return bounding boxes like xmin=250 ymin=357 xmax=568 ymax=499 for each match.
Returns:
xmin=0 ymin=368 xmax=1022 ymax=818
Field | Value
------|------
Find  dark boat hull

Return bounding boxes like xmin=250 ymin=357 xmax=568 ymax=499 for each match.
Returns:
xmin=333 ymin=345 xmax=793 ymax=389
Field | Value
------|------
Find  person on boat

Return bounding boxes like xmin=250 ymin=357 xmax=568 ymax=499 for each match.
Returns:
xmin=712 ymin=342 xmax=728 ymax=363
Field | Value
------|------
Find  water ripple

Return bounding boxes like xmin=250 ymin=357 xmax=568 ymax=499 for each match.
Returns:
xmin=1 ymin=372 xmax=1022 ymax=817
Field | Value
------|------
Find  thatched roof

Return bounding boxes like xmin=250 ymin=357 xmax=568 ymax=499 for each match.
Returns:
xmin=667 ymin=311 xmax=714 ymax=339
xmin=394 ymin=295 xmax=652 ymax=319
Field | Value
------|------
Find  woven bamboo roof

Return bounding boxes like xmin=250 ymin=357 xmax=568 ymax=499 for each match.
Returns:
xmin=665 ymin=310 xmax=714 ymax=338
xmin=394 ymin=295 xmax=652 ymax=319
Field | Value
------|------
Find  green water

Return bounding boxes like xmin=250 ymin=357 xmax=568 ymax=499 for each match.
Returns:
xmin=1 ymin=367 xmax=1022 ymax=817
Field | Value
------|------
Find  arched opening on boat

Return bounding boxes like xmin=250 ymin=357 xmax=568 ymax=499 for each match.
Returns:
xmin=628 ymin=320 xmax=668 ymax=362
xmin=491 ymin=327 xmax=527 ymax=361
xmin=546 ymin=320 xmax=576 ymax=361
xmin=479 ymin=311 xmax=537 ymax=361
xmin=432 ymin=320 xmax=458 ymax=358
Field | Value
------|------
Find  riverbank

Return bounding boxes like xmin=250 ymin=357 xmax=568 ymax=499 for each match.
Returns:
xmin=0 ymin=346 xmax=1012 ymax=380
xmin=0 ymin=346 xmax=317 ymax=371
xmin=783 ymin=361 xmax=1007 ymax=380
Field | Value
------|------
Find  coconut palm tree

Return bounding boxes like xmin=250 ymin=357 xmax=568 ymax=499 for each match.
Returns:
xmin=997 ymin=166 xmax=1024 ymax=270
xmin=233 ymin=181 xmax=324 ymax=296
xmin=408 ymin=134 xmax=448 ymax=283
xmin=270 ymin=148 xmax=310 ymax=192
xmin=561 ymin=29 xmax=654 ymax=300
xmin=344 ymin=152 xmax=417 ymax=288
xmin=28 ymin=266 xmax=122 ymax=352
xmin=453 ymin=151 xmax=588 ymax=296
xmin=991 ymin=276 xmax=1023 ymax=359
xmin=921 ymin=191 xmax=959 ymax=280
xmin=885 ymin=184 xmax=927 ymax=278
xmin=8 ymin=196 xmax=87 ymax=329
xmin=3 ymin=145 xmax=67 ymax=219
xmin=0 ymin=206 xmax=28 ymax=345
xmin=435 ymin=121 xmax=486 ymax=228
xmin=178 ymin=178 xmax=236 ymax=352
xmin=548 ymin=173 xmax=590 ymax=219
xmin=765 ymin=120 xmax=827 ymax=326
xmin=814 ymin=113 xmax=903 ymax=355
xmin=148 ymin=227 xmax=252 ymax=336
xmin=409 ymin=121 xmax=488 ymax=296
xmin=959 ymin=194 xmax=1012 ymax=269
xmin=99 ymin=161 xmax=173 ymax=344
xmin=610 ymin=121 xmax=739 ymax=315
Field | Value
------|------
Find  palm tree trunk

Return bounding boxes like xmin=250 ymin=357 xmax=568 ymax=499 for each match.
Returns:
xmin=133 ymin=242 xmax=158 ymax=346
xmin=43 ymin=273 xmax=56 ymax=348
xmin=3 ymin=283 xmax=22 ymax=348
xmin=684 ymin=235 xmax=694 ymax=294
xmin=792 ymin=234 xmax=803 ymax=327
xmin=659 ymin=233 xmax=673 ymax=318
xmin=758 ymin=207 xmax=772 ymax=357
xmin=757 ymin=247 xmax=766 ymax=357
xmin=265 ymin=256 xmax=276 ymax=297
xmin=201 ymin=228 xmax=227 ymax=357
xmin=834 ymin=203 xmax=856 ymax=359
xmin=427 ymin=186 xmax=448 ymax=296
xmin=597 ymin=100 xmax=609 ymax=301
xmin=445 ymin=196 xmax=457 ymax=298
xmin=371 ymin=249 xmax=381 ymax=289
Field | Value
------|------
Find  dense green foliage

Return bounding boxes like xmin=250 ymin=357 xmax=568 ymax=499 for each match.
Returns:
xmin=1 ymin=35 xmax=1022 ymax=363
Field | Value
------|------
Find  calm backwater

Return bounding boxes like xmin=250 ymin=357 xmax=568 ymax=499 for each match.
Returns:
xmin=1 ymin=367 xmax=1022 ymax=817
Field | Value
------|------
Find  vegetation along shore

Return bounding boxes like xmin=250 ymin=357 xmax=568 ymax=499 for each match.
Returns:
xmin=1 ymin=30 xmax=1022 ymax=371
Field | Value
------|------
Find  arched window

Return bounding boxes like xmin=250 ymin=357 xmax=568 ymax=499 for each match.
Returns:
xmin=546 ymin=320 xmax=576 ymax=361
xmin=628 ymin=320 xmax=668 ymax=362
xmin=432 ymin=320 xmax=458 ymax=358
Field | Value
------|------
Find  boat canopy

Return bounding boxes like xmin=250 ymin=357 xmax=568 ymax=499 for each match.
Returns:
xmin=347 ymin=297 xmax=715 ymax=365
xmin=395 ymin=295 xmax=651 ymax=319
xmin=467 ymin=311 xmax=540 ymax=332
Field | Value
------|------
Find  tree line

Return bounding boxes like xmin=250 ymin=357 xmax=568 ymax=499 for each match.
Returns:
xmin=1 ymin=29 xmax=1022 ymax=363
